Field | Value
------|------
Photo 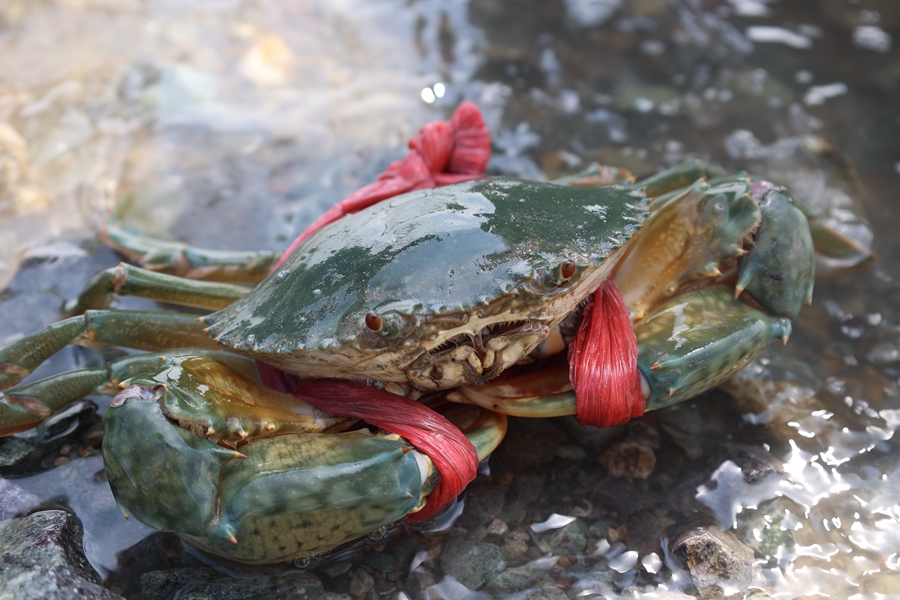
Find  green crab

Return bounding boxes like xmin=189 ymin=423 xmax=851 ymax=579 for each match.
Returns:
xmin=0 ymin=143 xmax=865 ymax=564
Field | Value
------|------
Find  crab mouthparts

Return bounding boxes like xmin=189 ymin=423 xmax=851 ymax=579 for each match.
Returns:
xmin=406 ymin=320 xmax=550 ymax=390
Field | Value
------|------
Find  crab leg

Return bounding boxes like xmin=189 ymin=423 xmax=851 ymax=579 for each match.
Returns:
xmin=63 ymin=263 xmax=250 ymax=316
xmin=0 ymin=310 xmax=216 ymax=392
xmin=0 ymin=351 xmax=258 ymax=436
xmin=103 ymin=219 xmax=281 ymax=284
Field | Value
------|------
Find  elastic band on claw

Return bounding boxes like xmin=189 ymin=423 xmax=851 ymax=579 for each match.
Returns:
xmin=568 ymin=280 xmax=646 ymax=428
xmin=291 ymin=381 xmax=479 ymax=524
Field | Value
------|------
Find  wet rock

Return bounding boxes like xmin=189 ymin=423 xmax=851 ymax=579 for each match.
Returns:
xmin=713 ymin=444 xmax=782 ymax=484
xmin=388 ymin=536 xmax=421 ymax=568
xmin=105 ymin=532 xmax=200 ymax=597
xmin=346 ymin=567 xmax=375 ymax=596
xmin=670 ymin=526 xmax=761 ymax=599
xmin=499 ymin=529 xmax=531 ymax=565
xmin=484 ymin=567 xmax=555 ymax=598
xmin=0 ymin=241 xmax=122 ymax=339
xmin=140 ymin=568 xmax=324 ymax=600
xmin=439 ymin=538 xmax=504 ymax=590
xmin=0 ymin=400 xmax=98 ymax=475
xmin=457 ymin=482 xmax=507 ymax=528
xmin=319 ymin=559 xmax=353 ymax=578
xmin=0 ymin=476 xmax=40 ymax=519
xmin=486 ymin=518 xmax=508 ymax=537
xmin=0 ymin=510 xmax=121 ymax=600
xmin=363 ymin=550 xmax=400 ymax=576
xmin=405 ymin=568 xmax=437 ymax=599
xmin=599 ymin=441 xmax=656 ymax=480
xmin=738 ymin=508 xmax=796 ymax=559
xmin=541 ymin=518 xmax=587 ymax=556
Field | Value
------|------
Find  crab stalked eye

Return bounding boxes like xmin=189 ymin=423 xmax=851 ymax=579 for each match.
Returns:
xmin=560 ymin=260 xmax=577 ymax=280
xmin=365 ymin=312 xmax=383 ymax=332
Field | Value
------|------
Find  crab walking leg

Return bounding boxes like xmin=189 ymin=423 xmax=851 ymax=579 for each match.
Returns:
xmin=447 ymin=285 xmax=790 ymax=418
xmin=0 ymin=310 xmax=216 ymax=391
xmin=104 ymin=219 xmax=281 ymax=284
xmin=791 ymin=196 xmax=875 ymax=268
xmin=102 ymin=355 xmax=507 ymax=564
xmin=634 ymin=159 xmax=726 ymax=198
xmin=0 ymin=352 xmax=260 ymax=435
xmin=63 ymin=263 xmax=250 ymax=316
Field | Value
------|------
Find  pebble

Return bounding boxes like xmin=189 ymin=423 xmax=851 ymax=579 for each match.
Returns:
xmin=439 ymin=538 xmax=504 ymax=590
xmin=670 ymin=525 xmax=761 ymax=598
xmin=346 ymin=567 xmax=375 ymax=597
xmin=599 ymin=441 xmax=656 ymax=480
xmin=542 ymin=518 xmax=588 ymax=556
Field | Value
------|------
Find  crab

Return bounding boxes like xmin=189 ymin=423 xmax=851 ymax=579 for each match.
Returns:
xmin=0 ymin=104 xmax=867 ymax=565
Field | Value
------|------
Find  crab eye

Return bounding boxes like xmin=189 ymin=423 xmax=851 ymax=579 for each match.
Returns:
xmin=560 ymin=260 xmax=577 ymax=280
xmin=365 ymin=312 xmax=383 ymax=332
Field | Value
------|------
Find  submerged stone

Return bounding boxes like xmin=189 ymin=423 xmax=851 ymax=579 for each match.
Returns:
xmin=0 ymin=510 xmax=121 ymax=600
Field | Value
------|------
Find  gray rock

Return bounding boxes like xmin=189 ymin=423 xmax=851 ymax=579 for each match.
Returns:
xmin=439 ymin=538 xmax=504 ymax=590
xmin=0 ymin=510 xmax=121 ymax=600
xmin=499 ymin=530 xmax=531 ymax=565
xmin=670 ymin=526 xmax=761 ymax=599
xmin=319 ymin=559 xmax=353 ymax=578
xmin=346 ymin=567 xmax=375 ymax=597
xmin=405 ymin=568 xmax=437 ymax=599
xmin=713 ymin=444 xmax=782 ymax=484
xmin=0 ymin=477 xmax=40 ymax=519
xmin=542 ymin=519 xmax=587 ymax=556
xmin=363 ymin=551 xmax=400 ymax=575
xmin=140 ymin=568 xmax=323 ymax=600
xmin=483 ymin=565 xmax=555 ymax=595
xmin=457 ymin=482 xmax=507 ymax=528
xmin=738 ymin=509 xmax=795 ymax=560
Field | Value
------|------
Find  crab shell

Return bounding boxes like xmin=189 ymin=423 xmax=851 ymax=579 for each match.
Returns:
xmin=203 ymin=178 xmax=649 ymax=390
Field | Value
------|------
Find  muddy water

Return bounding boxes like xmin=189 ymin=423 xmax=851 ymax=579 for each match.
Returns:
xmin=0 ymin=0 xmax=899 ymax=598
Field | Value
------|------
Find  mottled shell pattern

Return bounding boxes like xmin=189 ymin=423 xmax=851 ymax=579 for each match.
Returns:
xmin=203 ymin=177 xmax=648 ymax=389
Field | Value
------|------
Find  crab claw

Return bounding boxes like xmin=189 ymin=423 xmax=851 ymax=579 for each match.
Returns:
xmin=735 ymin=188 xmax=815 ymax=320
xmin=634 ymin=285 xmax=791 ymax=409
xmin=102 ymin=354 xmax=507 ymax=564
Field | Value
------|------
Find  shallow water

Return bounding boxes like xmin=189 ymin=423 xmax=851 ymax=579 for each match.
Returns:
xmin=0 ymin=0 xmax=899 ymax=598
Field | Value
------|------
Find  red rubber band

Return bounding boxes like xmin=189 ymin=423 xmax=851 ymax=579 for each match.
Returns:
xmin=291 ymin=381 xmax=479 ymax=524
xmin=273 ymin=101 xmax=491 ymax=269
xmin=568 ymin=280 xmax=646 ymax=427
